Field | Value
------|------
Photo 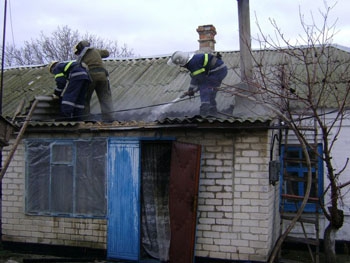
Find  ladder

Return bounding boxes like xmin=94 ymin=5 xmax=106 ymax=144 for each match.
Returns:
xmin=0 ymin=99 xmax=39 ymax=181
xmin=0 ymin=95 xmax=61 ymax=180
xmin=278 ymin=124 xmax=321 ymax=263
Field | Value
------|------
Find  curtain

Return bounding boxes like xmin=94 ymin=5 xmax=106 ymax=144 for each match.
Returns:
xmin=141 ymin=142 xmax=171 ymax=262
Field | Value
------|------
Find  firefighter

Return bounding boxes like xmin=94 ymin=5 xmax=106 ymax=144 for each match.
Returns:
xmin=49 ymin=60 xmax=91 ymax=121
xmin=73 ymin=40 xmax=114 ymax=122
xmin=168 ymin=51 xmax=228 ymax=116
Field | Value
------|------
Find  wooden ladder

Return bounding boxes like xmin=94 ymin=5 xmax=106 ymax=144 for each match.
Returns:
xmin=278 ymin=125 xmax=320 ymax=263
xmin=0 ymin=99 xmax=39 ymax=181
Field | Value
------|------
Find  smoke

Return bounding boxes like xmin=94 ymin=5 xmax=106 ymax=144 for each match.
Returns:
xmin=149 ymin=97 xmax=181 ymax=121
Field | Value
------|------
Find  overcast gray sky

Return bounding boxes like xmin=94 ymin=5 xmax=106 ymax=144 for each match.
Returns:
xmin=2 ymin=0 xmax=350 ymax=57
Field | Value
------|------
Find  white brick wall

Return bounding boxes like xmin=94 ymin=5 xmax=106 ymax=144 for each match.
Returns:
xmin=1 ymin=139 xmax=107 ymax=249
xmin=178 ymin=130 xmax=278 ymax=262
xmin=1 ymin=129 xmax=279 ymax=261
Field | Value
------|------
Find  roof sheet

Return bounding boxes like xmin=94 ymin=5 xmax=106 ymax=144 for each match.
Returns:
xmin=3 ymin=51 xmax=273 ymax=126
xmin=6 ymin=45 xmax=348 ymax=127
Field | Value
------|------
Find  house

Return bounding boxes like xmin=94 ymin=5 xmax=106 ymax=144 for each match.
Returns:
xmin=1 ymin=24 xmax=350 ymax=263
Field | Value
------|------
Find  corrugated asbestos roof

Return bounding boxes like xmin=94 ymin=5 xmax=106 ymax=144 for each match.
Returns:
xmin=4 ymin=45 xmax=349 ymax=129
xmin=3 ymin=51 xmax=273 ymax=128
xmin=101 ymin=53 xmax=251 ymax=123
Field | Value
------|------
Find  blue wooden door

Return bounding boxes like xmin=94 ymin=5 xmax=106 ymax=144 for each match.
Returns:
xmin=107 ymin=139 xmax=140 ymax=261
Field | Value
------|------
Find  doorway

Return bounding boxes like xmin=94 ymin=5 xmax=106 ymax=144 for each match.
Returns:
xmin=107 ymin=139 xmax=201 ymax=262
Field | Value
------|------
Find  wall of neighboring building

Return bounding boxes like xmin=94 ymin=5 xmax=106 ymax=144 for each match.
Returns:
xmin=322 ymin=113 xmax=350 ymax=240
xmin=282 ymin=112 xmax=350 ymax=241
xmin=1 ymin=127 xmax=278 ymax=262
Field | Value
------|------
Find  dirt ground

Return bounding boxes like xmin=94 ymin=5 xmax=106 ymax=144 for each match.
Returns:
xmin=0 ymin=249 xmax=349 ymax=263
xmin=280 ymin=248 xmax=350 ymax=263
xmin=0 ymin=250 xmax=109 ymax=263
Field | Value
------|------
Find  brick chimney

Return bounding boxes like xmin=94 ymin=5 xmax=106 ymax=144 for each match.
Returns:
xmin=196 ymin=25 xmax=216 ymax=52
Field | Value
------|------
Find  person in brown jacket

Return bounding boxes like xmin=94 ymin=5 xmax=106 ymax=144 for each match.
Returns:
xmin=74 ymin=40 xmax=114 ymax=121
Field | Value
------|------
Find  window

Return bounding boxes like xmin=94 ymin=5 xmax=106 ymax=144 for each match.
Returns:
xmin=280 ymin=144 xmax=323 ymax=212
xmin=26 ymin=138 xmax=107 ymax=217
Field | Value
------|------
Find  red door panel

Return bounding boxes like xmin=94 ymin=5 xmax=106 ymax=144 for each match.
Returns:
xmin=169 ymin=141 xmax=201 ymax=263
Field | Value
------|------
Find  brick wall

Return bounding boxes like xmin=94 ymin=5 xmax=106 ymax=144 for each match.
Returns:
xmin=1 ymin=128 xmax=278 ymax=262
xmin=175 ymin=129 xmax=277 ymax=261
xmin=1 ymin=140 xmax=107 ymax=249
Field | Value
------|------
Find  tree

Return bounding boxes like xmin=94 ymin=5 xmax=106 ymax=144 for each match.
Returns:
xmin=227 ymin=2 xmax=350 ymax=263
xmin=3 ymin=25 xmax=134 ymax=67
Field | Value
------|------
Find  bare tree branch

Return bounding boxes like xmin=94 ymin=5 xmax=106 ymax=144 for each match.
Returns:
xmin=2 ymin=25 xmax=135 ymax=66
xmin=252 ymin=2 xmax=349 ymax=262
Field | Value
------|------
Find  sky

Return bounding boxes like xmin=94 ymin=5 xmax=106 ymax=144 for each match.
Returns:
xmin=1 ymin=0 xmax=350 ymax=57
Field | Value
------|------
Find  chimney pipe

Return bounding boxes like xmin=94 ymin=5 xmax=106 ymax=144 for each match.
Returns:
xmin=238 ymin=0 xmax=253 ymax=82
xmin=197 ymin=25 xmax=216 ymax=52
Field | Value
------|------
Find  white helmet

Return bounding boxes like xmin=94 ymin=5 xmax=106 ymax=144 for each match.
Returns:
xmin=167 ymin=51 xmax=193 ymax=66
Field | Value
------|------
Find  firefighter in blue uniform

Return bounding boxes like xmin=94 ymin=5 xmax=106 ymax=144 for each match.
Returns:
xmin=49 ymin=61 xmax=91 ymax=120
xmin=168 ymin=51 xmax=228 ymax=116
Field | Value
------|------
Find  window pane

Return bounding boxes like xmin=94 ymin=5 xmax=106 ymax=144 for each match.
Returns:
xmin=284 ymin=171 xmax=299 ymax=196
xmin=51 ymin=165 xmax=73 ymax=214
xmin=75 ymin=139 xmax=107 ymax=216
xmin=26 ymin=141 xmax=51 ymax=213
xmin=302 ymin=171 xmax=318 ymax=198
xmin=286 ymin=149 xmax=299 ymax=159
xmin=52 ymin=144 xmax=73 ymax=163
xmin=285 ymin=149 xmax=300 ymax=167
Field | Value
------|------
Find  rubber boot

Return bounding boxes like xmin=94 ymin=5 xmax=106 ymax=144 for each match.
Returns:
xmin=209 ymin=96 xmax=218 ymax=116
xmin=200 ymin=103 xmax=210 ymax=116
xmin=208 ymin=105 xmax=218 ymax=116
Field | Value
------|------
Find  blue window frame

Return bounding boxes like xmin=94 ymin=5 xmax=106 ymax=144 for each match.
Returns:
xmin=280 ymin=144 xmax=323 ymax=212
xmin=25 ymin=138 xmax=107 ymax=218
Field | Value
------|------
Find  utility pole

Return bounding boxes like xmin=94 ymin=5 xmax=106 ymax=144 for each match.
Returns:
xmin=0 ymin=0 xmax=8 ymax=239
xmin=1 ymin=0 xmax=7 ymax=114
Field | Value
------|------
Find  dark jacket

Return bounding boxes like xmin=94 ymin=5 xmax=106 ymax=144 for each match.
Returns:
xmin=77 ymin=47 xmax=109 ymax=80
xmin=52 ymin=61 xmax=90 ymax=97
xmin=185 ymin=53 xmax=227 ymax=90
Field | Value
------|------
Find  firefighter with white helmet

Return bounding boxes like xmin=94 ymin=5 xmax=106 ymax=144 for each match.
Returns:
xmin=168 ymin=51 xmax=227 ymax=116
xmin=167 ymin=51 xmax=194 ymax=66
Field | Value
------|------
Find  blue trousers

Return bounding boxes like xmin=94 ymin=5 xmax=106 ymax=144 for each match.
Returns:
xmin=199 ymin=66 xmax=228 ymax=105
xmin=61 ymin=79 xmax=89 ymax=120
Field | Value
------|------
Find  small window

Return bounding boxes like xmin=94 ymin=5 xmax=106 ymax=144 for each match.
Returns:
xmin=280 ymin=144 xmax=323 ymax=212
xmin=26 ymin=139 xmax=107 ymax=218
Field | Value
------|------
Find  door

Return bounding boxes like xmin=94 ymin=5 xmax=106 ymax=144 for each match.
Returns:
xmin=107 ymin=140 xmax=140 ymax=260
xmin=107 ymin=140 xmax=201 ymax=262
xmin=169 ymin=141 xmax=201 ymax=263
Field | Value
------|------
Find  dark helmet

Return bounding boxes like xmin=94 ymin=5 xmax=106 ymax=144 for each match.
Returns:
xmin=48 ymin=61 xmax=58 ymax=73
xmin=73 ymin=40 xmax=90 ymax=55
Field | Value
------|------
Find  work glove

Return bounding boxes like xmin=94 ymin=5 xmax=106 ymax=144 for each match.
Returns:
xmin=180 ymin=90 xmax=195 ymax=98
xmin=187 ymin=88 xmax=195 ymax=97
xmin=51 ymin=94 xmax=59 ymax=100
